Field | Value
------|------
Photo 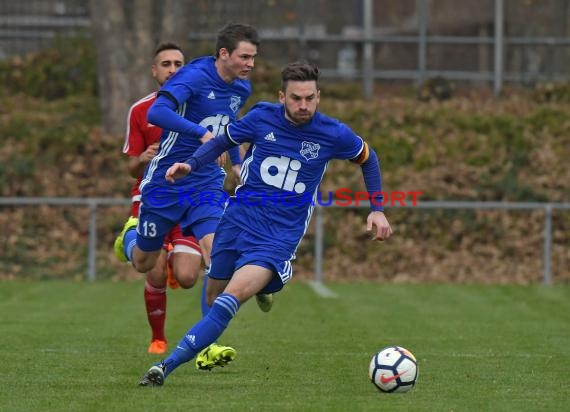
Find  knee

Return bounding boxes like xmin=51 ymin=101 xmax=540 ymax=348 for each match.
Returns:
xmin=171 ymin=253 xmax=201 ymax=289
xmin=133 ymin=253 xmax=158 ymax=274
xmin=146 ymin=265 xmax=166 ymax=288
xmin=133 ymin=260 xmax=153 ymax=274
xmin=175 ymin=271 xmax=199 ymax=289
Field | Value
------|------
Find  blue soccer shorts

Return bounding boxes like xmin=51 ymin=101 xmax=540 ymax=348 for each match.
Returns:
xmin=209 ymin=217 xmax=294 ymax=294
xmin=136 ymin=186 xmax=226 ymax=252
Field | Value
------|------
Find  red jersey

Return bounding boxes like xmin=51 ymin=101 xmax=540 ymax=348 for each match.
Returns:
xmin=121 ymin=92 xmax=202 ymax=254
xmin=122 ymin=92 xmax=162 ymax=202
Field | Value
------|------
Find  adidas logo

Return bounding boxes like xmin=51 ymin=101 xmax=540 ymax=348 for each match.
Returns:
xmin=264 ymin=132 xmax=276 ymax=141
xmin=208 ymin=91 xmax=216 ymax=99
xmin=185 ymin=334 xmax=196 ymax=345
xmin=149 ymin=309 xmax=164 ymax=316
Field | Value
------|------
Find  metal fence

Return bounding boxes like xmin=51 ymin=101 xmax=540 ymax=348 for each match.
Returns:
xmin=2 ymin=0 xmax=570 ymax=95
xmin=1 ymin=197 xmax=568 ymax=284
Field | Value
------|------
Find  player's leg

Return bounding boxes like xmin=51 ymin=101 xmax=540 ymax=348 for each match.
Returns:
xmin=188 ymin=221 xmax=239 ymax=370
xmin=114 ymin=214 xmax=163 ymax=272
xmin=164 ymin=243 xmax=179 ymax=289
xmin=127 ymin=207 xmax=175 ymax=273
xmin=181 ymin=190 xmax=222 ymax=318
xmin=116 ymin=189 xmax=181 ymax=273
xmin=144 ymin=250 xmax=168 ymax=354
xmin=168 ymin=225 xmax=202 ymax=289
xmin=139 ymin=264 xmax=273 ymax=386
xmin=115 ymin=202 xmax=169 ymax=354
xmin=195 ymin=232 xmax=215 ymax=317
xmin=145 ymin=227 xmax=201 ymax=354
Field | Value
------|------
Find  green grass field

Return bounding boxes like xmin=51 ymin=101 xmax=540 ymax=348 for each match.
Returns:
xmin=1 ymin=280 xmax=569 ymax=411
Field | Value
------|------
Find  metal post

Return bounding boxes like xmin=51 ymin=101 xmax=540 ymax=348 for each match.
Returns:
xmin=417 ymin=0 xmax=428 ymax=86
xmin=314 ymin=205 xmax=324 ymax=284
xmin=87 ymin=201 xmax=97 ymax=281
xmin=543 ymin=204 xmax=553 ymax=285
xmin=362 ymin=0 xmax=374 ymax=98
xmin=493 ymin=0 xmax=504 ymax=96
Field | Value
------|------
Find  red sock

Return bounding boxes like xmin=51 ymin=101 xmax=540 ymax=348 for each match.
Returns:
xmin=144 ymin=281 xmax=167 ymax=342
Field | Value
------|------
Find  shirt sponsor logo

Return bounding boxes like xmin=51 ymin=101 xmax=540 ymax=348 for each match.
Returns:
xmin=260 ymin=155 xmax=306 ymax=194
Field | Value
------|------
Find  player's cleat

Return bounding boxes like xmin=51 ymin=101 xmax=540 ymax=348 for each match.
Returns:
xmin=147 ymin=339 xmax=167 ymax=355
xmin=113 ymin=216 xmax=138 ymax=262
xmin=165 ymin=244 xmax=179 ymax=289
xmin=255 ymin=293 xmax=273 ymax=312
xmin=195 ymin=343 xmax=237 ymax=370
xmin=139 ymin=362 xmax=166 ymax=387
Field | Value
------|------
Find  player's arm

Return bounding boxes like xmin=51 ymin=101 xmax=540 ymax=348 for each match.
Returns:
xmin=351 ymin=142 xmax=393 ymax=242
xmin=123 ymin=105 xmax=158 ymax=178
xmin=147 ymin=93 xmax=212 ymax=142
xmin=165 ymin=134 xmax=237 ymax=183
xmin=228 ymin=145 xmax=242 ymax=178
xmin=127 ymin=142 xmax=159 ymax=178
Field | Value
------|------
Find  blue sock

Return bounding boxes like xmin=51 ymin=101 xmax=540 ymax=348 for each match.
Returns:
xmin=200 ymin=269 xmax=210 ymax=317
xmin=123 ymin=228 xmax=137 ymax=262
xmin=163 ymin=293 xmax=240 ymax=377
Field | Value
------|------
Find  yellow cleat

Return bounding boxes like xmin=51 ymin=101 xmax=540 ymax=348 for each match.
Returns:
xmin=113 ymin=216 xmax=138 ymax=262
xmin=255 ymin=293 xmax=274 ymax=312
xmin=195 ymin=343 xmax=237 ymax=370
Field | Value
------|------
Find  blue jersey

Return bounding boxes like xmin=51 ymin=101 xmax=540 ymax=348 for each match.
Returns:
xmin=141 ymin=56 xmax=250 ymax=192
xmin=225 ymin=102 xmax=365 ymax=248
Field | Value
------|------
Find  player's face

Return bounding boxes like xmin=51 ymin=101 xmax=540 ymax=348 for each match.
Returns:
xmin=217 ymin=41 xmax=257 ymax=82
xmin=152 ymin=49 xmax=184 ymax=86
xmin=279 ymin=81 xmax=320 ymax=125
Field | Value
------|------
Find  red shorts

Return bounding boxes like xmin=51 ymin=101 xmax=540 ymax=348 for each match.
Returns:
xmin=131 ymin=201 xmax=201 ymax=255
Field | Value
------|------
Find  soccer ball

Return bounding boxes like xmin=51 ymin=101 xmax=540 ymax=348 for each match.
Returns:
xmin=368 ymin=346 xmax=418 ymax=393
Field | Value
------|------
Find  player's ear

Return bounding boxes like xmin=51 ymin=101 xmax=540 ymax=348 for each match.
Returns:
xmin=218 ymin=48 xmax=229 ymax=60
xmin=278 ymin=90 xmax=285 ymax=103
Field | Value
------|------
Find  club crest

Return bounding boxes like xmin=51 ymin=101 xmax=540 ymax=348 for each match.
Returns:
xmin=230 ymin=96 xmax=241 ymax=113
xmin=300 ymin=141 xmax=320 ymax=160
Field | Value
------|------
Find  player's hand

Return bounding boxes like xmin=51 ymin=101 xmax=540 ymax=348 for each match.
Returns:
xmin=216 ymin=152 xmax=227 ymax=167
xmin=366 ymin=211 xmax=393 ymax=242
xmin=139 ymin=142 xmax=159 ymax=163
xmin=165 ymin=162 xmax=192 ymax=183
xmin=231 ymin=164 xmax=242 ymax=180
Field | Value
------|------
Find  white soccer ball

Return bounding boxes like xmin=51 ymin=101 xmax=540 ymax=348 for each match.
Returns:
xmin=368 ymin=346 xmax=418 ymax=393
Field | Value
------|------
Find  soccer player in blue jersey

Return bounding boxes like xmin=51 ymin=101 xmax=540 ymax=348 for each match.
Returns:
xmin=114 ymin=23 xmax=259 ymax=370
xmin=138 ymin=61 xmax=393 ymax=386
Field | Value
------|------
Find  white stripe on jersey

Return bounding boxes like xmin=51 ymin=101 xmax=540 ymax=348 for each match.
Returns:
xmin=235 ymin=144 xmax=256 ymax=193
xmin=140 ymin=103 xmax=187 ymax=192
xmin=295 ymin=162 xmax=329 ymax=253
xmin=225 ymin=125 xmax=241 ymax=145
xmin=122 ymin=92 xmax=156 ymax=153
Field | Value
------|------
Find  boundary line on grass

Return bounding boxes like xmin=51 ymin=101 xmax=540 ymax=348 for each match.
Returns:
xmin=308 ymin=281 xmax=338 ymax=298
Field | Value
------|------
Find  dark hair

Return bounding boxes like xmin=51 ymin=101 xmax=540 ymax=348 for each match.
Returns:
xmin=215 ymin=23 xmax=259 ymax=57
xmin=153 ymin=42 xmax=183 ymax=57
xmin=281 ymin=61 xmax=320 ymax=91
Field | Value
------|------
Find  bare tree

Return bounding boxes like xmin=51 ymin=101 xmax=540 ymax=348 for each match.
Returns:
xmin=160 ymin=0 xmax=189 ymax=44
xmin=89 ymin=0 xmax=156 ymax=134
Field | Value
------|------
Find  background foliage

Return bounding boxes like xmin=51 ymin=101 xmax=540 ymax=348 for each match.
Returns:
xmin=0 ymin=38 xmax=569 ymax=282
